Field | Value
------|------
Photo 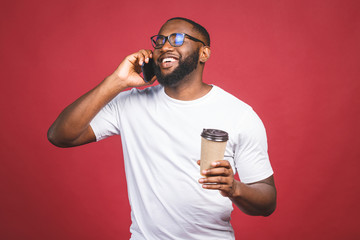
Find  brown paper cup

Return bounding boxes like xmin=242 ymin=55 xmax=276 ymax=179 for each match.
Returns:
xmin=200 ymin=129 xmax=228 ymax=175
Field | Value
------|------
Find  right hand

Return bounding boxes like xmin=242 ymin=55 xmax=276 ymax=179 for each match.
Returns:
xmin=110 ymin=49 xmax=156 ymax=90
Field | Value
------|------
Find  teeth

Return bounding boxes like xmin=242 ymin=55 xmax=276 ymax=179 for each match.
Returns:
xmin=162 ymin=58 xmax=176 ymax=63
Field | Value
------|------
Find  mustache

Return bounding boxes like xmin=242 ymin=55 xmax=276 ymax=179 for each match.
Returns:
xmin=156 ymin=52 xmax=181 ymax=64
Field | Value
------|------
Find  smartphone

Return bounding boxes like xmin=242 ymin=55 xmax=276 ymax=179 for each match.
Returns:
xmin=141 ymin=58 xmax=155 ymax=83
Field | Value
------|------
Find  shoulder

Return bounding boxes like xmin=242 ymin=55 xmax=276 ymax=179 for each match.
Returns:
xmin=212 ymin=85 xmax=267 ymax=134
xmin=118 ymin=84 xmax=162 ymax=97
xmin=212 ymin=85 xmax=254 ymax=114
xmin=111 ymin=85 xmax=163 ymax=105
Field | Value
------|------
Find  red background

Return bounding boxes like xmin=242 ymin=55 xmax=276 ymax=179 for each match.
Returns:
xmin=1 ymin=0 xmax=359 ymax=239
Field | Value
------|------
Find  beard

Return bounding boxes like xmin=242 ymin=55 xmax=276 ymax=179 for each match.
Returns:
xmin=154 ymin=50 xmax=200 ymax=87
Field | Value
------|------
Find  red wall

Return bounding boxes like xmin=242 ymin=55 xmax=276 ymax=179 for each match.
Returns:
xmin=1 ymin=0 xmax=359 ymax=239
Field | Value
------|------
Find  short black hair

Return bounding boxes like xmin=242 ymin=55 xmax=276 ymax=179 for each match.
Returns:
xmin=166 ymin=17 xmax=210 ymax=46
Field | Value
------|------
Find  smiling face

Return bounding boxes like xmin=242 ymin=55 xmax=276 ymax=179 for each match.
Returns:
xmin=152 ymin=19 xmax=207 ymax=87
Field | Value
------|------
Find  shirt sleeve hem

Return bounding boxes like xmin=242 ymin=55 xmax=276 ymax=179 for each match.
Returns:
xmin=89 ymin=121 xmax=101 ymax=142
xmin=240 ymin=170 xmax=274 ymax=184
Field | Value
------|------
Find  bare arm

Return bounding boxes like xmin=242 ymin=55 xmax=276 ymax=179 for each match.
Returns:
xmin=47 ymin=50 xmax=156 ymax=147
xmin=198 ymin=160 xmax=276 ymax=216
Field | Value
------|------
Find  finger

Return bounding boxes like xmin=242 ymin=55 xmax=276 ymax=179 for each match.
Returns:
xmin=137 ymin=50 xmax=147 ymax=66
xmin=201 ymin=183 xmax=231 ymax=193
xmin=138 ymin=49 xmax=153 ymax=65
xmin=202 ymin=183 xmax=222 ymax=189
xmin=199 ymin=176 xmax=230 ymax=185
xmin=197 ymin=160 xmax=200 ymax=166
xmin=201 ymin=167 xmax=232 ymax=177
xmin=210 ymin=160 xmax=232 ymax=168
xmin=200 ymin=181 xmax=234 ymax=196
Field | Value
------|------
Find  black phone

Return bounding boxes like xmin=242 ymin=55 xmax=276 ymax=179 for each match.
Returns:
xmin=141 ymin=58 xmax=155 ymax=83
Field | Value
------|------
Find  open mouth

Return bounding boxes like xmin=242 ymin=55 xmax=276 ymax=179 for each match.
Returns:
xmin=162 ymin=57 xmax=177 ymax=63
xmin=160 ymin=56 xmax=179 ymax=69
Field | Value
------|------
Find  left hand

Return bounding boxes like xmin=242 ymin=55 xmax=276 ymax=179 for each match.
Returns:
xmin=198 ymin=160 xmax=238 ymax=197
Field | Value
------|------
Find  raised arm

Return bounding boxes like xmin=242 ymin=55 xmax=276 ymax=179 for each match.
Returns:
xmin=47 ymin=50 xmax=156 ymax=147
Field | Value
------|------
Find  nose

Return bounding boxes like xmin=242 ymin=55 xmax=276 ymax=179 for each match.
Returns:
xmin=159 ymin=38 xmax=174 ymax=52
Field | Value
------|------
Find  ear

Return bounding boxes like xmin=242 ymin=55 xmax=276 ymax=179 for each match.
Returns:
xmin=199 ymin=46 xmax=211 ymax=63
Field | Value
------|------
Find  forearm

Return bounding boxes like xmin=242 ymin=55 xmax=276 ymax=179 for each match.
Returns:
xmin=229 ymin=177 xmax=277 ymax=216
xmin=47 ymin=74 xmax=126 ymax=147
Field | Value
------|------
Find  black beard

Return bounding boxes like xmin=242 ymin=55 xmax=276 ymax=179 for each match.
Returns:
xmin=154 ymin=50 xmax=200 ymax=87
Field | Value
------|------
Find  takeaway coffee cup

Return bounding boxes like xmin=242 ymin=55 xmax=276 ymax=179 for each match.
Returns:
xmin=200 ymin=129 xmax=229 ymax=175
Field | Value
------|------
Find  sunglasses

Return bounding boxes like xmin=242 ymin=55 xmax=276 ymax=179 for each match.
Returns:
xmin=151 ymin=33 xmax=206 ymax=49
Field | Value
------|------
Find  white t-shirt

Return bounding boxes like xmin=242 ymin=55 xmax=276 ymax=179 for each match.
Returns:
xmin=90 ymin=85 xmax=273 ymax=240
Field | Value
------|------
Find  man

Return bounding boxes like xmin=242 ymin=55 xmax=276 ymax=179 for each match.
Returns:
xmin=48 ymin=17 xmax=276 ymax=239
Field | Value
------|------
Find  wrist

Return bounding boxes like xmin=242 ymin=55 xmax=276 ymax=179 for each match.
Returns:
xmin=103 ymin=74 xmax=128 ymax=93
xmin=229 ymin=180 xmax=243 ymax=199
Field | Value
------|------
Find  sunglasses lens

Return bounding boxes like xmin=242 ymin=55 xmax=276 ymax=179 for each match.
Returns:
xmin=170 ymin=33 xmax=184 ymax=46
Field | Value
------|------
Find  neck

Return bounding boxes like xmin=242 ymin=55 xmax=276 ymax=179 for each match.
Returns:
xmin=164 ymin=73 xmax=212 ymax=101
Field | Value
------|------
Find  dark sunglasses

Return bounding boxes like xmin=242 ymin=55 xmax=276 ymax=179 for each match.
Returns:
xmin=151 ymin=33 xmax=206 ymax=49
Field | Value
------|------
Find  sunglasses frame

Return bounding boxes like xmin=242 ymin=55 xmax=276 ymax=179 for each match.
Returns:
xmin=151 ymin=33 xmax=206 ymax=49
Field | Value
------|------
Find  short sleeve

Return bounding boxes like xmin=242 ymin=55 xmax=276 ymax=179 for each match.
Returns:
xmin=234 ymin=109 xmax=273 ymax=184
xmin=89 ymin=94 xmax=124 ymax=141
